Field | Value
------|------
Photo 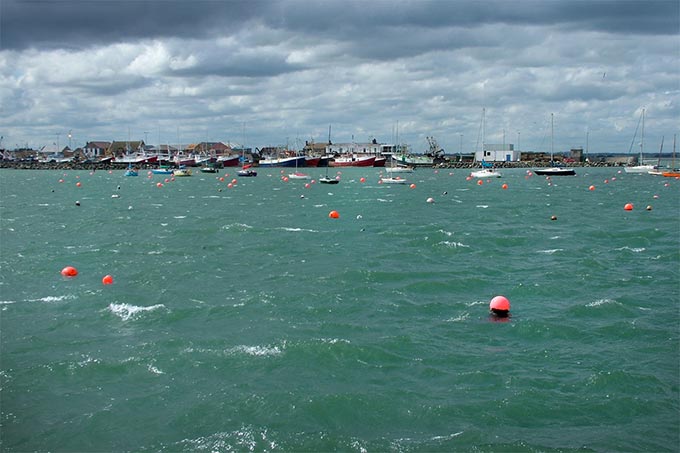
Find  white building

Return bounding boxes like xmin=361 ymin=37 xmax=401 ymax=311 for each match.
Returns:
xmin=475 ymin=144 xmax=521 ymax=162
xmin=325 ymin=140 xmax=395 ymax=156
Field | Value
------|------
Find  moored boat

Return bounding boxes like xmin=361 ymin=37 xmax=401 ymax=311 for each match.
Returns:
xmin=217 ymin=155 xmax=241 ymax=167
xmin=471 ymin=168 xmax=502 ymax=178
xmin=258 ymin=155 xmax=305 ymax=167
xmin=173 ymin=166 xmax=192 ymax=177
xmin=329 ymin=154 xmax=376 ymax=167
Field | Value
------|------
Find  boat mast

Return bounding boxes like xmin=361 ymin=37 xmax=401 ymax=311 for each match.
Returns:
xmin=640 ymin=108 xmax=645 ymax=161
xmin=551 ymin=113 xmax=554 ymax=161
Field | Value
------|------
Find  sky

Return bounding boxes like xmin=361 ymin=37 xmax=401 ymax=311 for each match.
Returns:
xmin=1 ymin=0 xmax=678 ymax=155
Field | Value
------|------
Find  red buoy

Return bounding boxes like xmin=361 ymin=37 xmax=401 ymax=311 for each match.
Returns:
xmin=102 ymin=275 xmax=114 ymax=285
xmin=624 ymin=203 xmax=633 ymax=211
xmin=329 ymin=210 xmax=340 ymax=219
xmin=489 ymin=295 xmax=510 ymax=317
xmin=61 ymin=266 xmax=78 ymax=278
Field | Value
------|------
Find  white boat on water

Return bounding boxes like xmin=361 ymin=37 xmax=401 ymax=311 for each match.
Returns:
xmin=624 ymin=109 xmax=657 ymax=174
xmin=471 ymin=168 xmax=501 ymax=178
xmin=380 ymin=175 xmax=408 ymax=184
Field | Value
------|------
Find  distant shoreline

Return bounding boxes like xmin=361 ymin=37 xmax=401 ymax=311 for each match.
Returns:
xmin=0 ymin=160 xmax=623 ymax=171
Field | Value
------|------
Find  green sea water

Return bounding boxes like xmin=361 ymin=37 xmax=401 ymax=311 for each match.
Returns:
xmin=1 ymin=167 xmax=678 ymax=452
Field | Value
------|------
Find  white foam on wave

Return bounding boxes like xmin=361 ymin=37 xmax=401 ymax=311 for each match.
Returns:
xmin=537 ymin=248 xmax=563 ymax=254
xmin=173 ymin=215 xmax=187 ymax=219
xmin=438 ymin=229 xmax=454 ymax=237
xmin=28 ymin=294 xmax=77 ymax=303
xmin=227 ymin=344 xmax=283 ymax=357
xmin=615 ymin=246 xmax=646 ymax=253
xmin=108 ymin=303 xmax=165 ymax=321
xmin=221 ymin=223 xmax=253 ymax=231
xmin=438 ymin=241 xmax=470 ymax=248
xmin=586 ymin=298 xmax=620 ymax=307
xmin=446 ymin=312 xmax=469 ymax=322
xmin=0 ymin=300 xmax=16 ymax=305
xmin=148 ymin=364 xmax=165 ymax=375
xmin=278 ymin=227 xmax=319 ymax=233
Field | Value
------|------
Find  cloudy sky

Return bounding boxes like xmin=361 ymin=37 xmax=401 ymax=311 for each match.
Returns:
xmin=1 ymin=0 xmax=678 ymax=155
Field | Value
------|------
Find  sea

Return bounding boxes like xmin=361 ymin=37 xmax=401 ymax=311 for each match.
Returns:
xmin=1 ymin=166 xmax=678 ymax=452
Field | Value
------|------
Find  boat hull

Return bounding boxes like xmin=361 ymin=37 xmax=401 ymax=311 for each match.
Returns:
xmin=534 ymin=168 xmax=576 ymax=176
xmin=258 ymin=156 xmax=306 ymax=167
xmin=330 ymin=155 xmax=376 ymax=167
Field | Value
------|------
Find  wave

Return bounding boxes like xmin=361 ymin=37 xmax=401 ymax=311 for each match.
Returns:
xmin=226 ymin=344 xmax=283 ymax=357
xmin=108 ymin=303 xmax=166 ymax=321
xmin=28 ymin=294 xmax=77 ymax=303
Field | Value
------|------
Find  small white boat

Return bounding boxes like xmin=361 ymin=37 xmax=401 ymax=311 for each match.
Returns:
xmin=470 ymin=168 xmax=501 ymax=178
xmin=380 ymin=176 xmax=408 ymax=184
xmin=173 ymin=167 xmax=192 ymax=177
xmin=288 ymin=172 xmax=310 ymax=180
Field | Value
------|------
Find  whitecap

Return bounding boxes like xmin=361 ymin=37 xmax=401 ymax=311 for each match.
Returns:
xmin=615 ymin=246 xmax=645 ymax=253
xmin=476 ymin=205 xmax=489 ymax=208
xmin=173 ymin=215 xmax=187 ymax=219
xmin=28 ymin=295 xmax=77 ymax=303
xmin=227 ymin=344 xmax=282 ymax=357
xmin=438 ymin=229 xmax=454 ymax=237
xmin=108 ymin=303 xmax=165 ymax=321
xmin=438 ymin=241 xmax=470 ymax=248
xmin=0 ymin=300 xmax=16 ymax=305
xmin=148 ymin=364 xmax=165 ymax=375
xmin=278 ymin=227 xmax=319 ymax=233
xmin=537 ymin=248 xmax=563 ymax=254
xmin=586 ymin=298 xmax=620 ymax=307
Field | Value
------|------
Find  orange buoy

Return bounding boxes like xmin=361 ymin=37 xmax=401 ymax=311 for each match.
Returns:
xmin=102 ymin=275 xmax=114 ymax=285
xmin=477 ymin=179 xmax=483 ymax=186
xmin=360 ymin=177 xmax=366 ymax=183
xmin=409 ymin=183 xmax=416 ymax=189
xmin=624 ymin=203 xmax=633 ymax=211
xmin=76 ymin=182 xmax=82 ymax=187
xmin=489 ymin=295 xmax=510 ymax=317
xmin=589 ymin=185 xmax=595 ymax=191
xmin=61 ymin=266 xmax=78 ymax=278
xmin=156 ymin=182 xmax=163 ymax=188
xmin=501 ymin=183 xmax=508 ymax=190
xmin=329 ymin=210 xmax=340 ymax=219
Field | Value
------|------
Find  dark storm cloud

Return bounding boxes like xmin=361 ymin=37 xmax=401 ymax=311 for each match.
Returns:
xmin=2 ymin=0 xmax=677 ymax=51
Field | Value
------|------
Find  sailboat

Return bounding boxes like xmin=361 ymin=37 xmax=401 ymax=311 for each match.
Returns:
xmin=319 ymin=165 xmax=339 ymax=184
xmin=662 ymin=135 xmax=680 ymax=178
xmin=648 ymin=136 xmax=665 ymax=176
xmin=237 ymin=126 xmax=257 ymax=177
xmin=534 ymin=113 xmax=576 ymax=176
xmin=624 ymin=108 xmax=657 ymax=174
xmin=472 ymin=108 xmax=502 ymax=178
xmin=288 ymin=147 xmax=309 ymax=180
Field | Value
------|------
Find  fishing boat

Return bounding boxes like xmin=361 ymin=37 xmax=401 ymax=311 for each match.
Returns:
xmin=534 ymin=113 xmax=576 ymax=176
xmin=258 ymin=155 xmax=305 ymax=167
xmin=217 ymin=154 xmax=240 ymax=167
xmin=625 ymin=108 xmax=657 ymax=174
xmin=329 ymin=154 xmax=376 ymax=167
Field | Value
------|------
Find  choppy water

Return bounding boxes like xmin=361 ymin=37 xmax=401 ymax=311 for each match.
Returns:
xmin=1 ymin=167 xmax=678 ymax=452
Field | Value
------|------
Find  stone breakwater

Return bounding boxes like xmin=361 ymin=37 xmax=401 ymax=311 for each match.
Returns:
xmin=1 ymin=159 xmax=623 ymax=171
